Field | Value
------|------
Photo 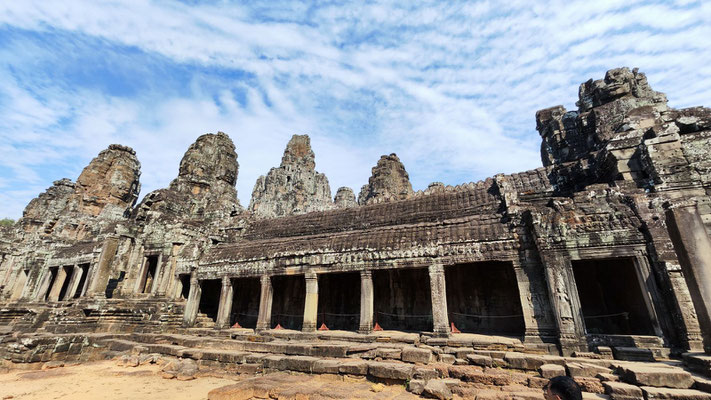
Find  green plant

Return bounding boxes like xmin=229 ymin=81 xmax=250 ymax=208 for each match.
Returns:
xmin=0 ymin=218 xmax=15 ymax=227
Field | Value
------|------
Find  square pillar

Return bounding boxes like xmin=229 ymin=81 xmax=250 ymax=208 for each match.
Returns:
xmin=429 ymin=264 xmax=450 ymax=336
xmin=302 ymin=272 xmax=318 ymax=332
xmin=34 ymin=269 xmax=54 ymax=301
xmin=182 ymin=272 xmax=201 ymax=327
xmin=215 ymin=276 xmax=234 ymax=329
xmin=666 ymin=202 xmax=711 ymax=352
xmin=256 ymin=275 xmax=273 ymax=331
xmin=63 ymin=265 xmax=83 ymax=301
xmin=541 ymin=253 xmax=587 ymax=355
xmin=359 ymin=271 xmax=374 ymax=334
xmin=47 ymin=266 xmax=69 ymax=302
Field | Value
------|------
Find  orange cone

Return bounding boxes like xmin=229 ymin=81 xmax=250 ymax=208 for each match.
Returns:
xmin=274 ymin=323 xmax=283 ymax=330
xmin=318 ymin=323 xmax=329 ymax=331
xmin=450 ymin=322 xmax=461 ymax=334
xmin=373 ymin=322 xmax=383 ymax=331
xmin=232 ymin=321 xmax=242 ymax=329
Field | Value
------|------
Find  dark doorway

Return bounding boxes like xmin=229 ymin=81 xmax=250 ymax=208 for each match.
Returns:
xmin=57 ymin=266 xmax=74 ymax=301
xmin=178 ymin=274 xmax=191 ymax=300
xmin=317 ymin=272 xmax=360 ymax=331
xmin=445 ymin=262 xmax=525 ymax=336
xmin=271 ymin=275 xmax=305 ymax=330
xmin=73 ymin=263 xmax=90 ymax=299
xmin=230 ymin=277 xmax=261 ymax=329
xmin=572 ymin=258 xmax=655 ymax=335
xmin=140 ymin=255 xmax=159 ymax=294
xmin=373 ymin=268 xmax=433 ymax=332
xmin=198 ymin=279 xmax=221 ymax=322
xmin=44 ymin=267 xmax=59 ymax=301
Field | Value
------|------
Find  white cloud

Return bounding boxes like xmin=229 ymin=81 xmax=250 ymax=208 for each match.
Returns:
xmin=0 ymin=0 xmax=710 ymax=218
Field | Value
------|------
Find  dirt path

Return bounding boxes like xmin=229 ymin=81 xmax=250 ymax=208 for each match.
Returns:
xmin=0 ymin=360 xmax=237 ymax=400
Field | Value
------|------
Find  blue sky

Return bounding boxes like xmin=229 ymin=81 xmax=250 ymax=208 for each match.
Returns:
xmin=1 ymin=1 xmax=710 ymax=219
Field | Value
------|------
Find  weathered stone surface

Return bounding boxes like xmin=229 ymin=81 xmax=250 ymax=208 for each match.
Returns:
xmin=334 ymin=187 xmax=357 ymax=208
xmin=567 ymin=361 xmax=611 ymax=378
xmin=249 ymin=135 xmax=333 ymax=218
xmin=604 ymin=381 xmax=644 ymax=399
xmin=368 ymin=362 xmax=414 ymax=380
xmin=641 ymin=386 xmax=711 ymax=399
xmin=539 ymin=363 xmax=566 ymax=379
xmin=358 ymin=154 xmax=413 ymax=205
xmin=135 ymin=132 xmax=242 ymax=221
xmin=424 ymin=379 xmax=453 ymax=400
xmin=408 ymin=378 xmax=426 ymax=395
xmin=622 ymin=365 xmax=694 ymax=389
xmin=401 ymin=347 xmax=432 ymax=364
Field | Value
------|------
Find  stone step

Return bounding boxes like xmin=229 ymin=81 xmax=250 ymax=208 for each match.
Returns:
xmin=685 ymin=353 xmax=711 ymax=378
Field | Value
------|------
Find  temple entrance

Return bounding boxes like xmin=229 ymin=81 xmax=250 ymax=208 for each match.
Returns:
xmin=572 ymin=258 xmax=655 ymax=335
xmin=72 ymin=263 xmax=90 ymax=299
xmin=198 ymin=279 xmax=221 ymax=322
xmin=139 ymin=255 xmax=159 ymax=294
xmin=317 ymin=272 xmax=360 ymax=331
xmin=271 ymin=275 xmax=305 ymax=330
xmin=445 ymin=262 xmax=525 ymax=336
xmin=373 ymin=268 xmax=433 ymax=332
xmin=177 ymin=274 xmax=190 ymax=300
xmin=230 ymin=277 xmax=261 ymax=329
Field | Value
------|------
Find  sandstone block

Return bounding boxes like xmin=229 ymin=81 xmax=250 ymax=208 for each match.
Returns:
xmin=424 ymin=379 xmax=453 ymax=400
xmin=567 ymin=361 xmax=611 ymax=378
xmin=368 ymin=362 xmax=414 ymax=381
xmin=338 ymin=360 xmax=368 ymax=375
xmin=402 ymin=347 xmax=432 ymax=364
xmin=312 ymin=359 xmax=341 ymax=374
xmin=467 ymin=354 xmax=494 ymax=367
xmin=504 ymin=352 xmax=545 ymax=370
xmin=641 ymin=386 xmax=711 ymax=399
xmin=604 ymin=381 xmax=644 ymax=399
xmin=408 ymin=379 xmax=426 ymax=395
xmin=622 ymin=365 xmax=694 ymax=389
xmin=539 ymin=363 xmax=566 ymax=379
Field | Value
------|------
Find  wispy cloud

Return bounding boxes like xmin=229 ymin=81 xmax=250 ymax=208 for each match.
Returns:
xmin=0 ymin=0 xmax=709 ymax=218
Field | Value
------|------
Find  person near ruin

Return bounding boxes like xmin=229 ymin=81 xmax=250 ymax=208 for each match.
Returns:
xmin=543 ymin=376 xmax=582 ymax=400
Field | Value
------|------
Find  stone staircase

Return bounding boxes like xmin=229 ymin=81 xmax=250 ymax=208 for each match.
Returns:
xmin=3 ymin=328 xmax=711 ymax=399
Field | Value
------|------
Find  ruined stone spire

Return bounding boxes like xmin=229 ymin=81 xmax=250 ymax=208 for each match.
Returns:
xmin=249 ymin=135 xmax=334 ymax=219
xmin=135 ymin=132 xmax=242 ymax=221
xmin=22 ymin=144 xmax=141 ymax=222
xmin=358 ymin=153 xmax=413 ymax=205
xmin=537 ymin=67 xmax=668 ymax=167
xmin=334 ymin=187 xmax=357 ymax=208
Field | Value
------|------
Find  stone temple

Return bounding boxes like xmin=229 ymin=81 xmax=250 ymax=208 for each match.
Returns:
xmin=3 ymin=68 xmax=711 ymax=396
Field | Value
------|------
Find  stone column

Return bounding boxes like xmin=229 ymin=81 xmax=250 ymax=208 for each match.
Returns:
xmin=150 ymin=253 xmax=164 ymax=295
xmin=541 ymin=253 xmax=587 ymax=355
xmin=429 ymin=264 xmax=450 ymax=336
xmin=47 ymin=266 xmax=69 ymax=302
xmin=256 ymin=275 xmax=273 ymax=331
xmin=87 ymin=237 xmax=120 ymax=298
xmin=63 ymin=265 xmax=83 ymax=301
xmin=666 ymin=202 xmax=711 ymax=352
xmin=302 ymin=272 xmax=318 ymax=332
xmin=182 ymin=272 xmax=201 ymax=327
xmin=359 ymin=271 xmax=374 ymax=334
xmin=215 ymin=277 xmax=234 ymax=329
xmin=34 ymin=269 xmax=54 ymax=301
xmin=512 ymin=261 xmax=545 ymax=343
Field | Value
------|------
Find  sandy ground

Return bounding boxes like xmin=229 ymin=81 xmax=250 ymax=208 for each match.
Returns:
xmin=0 ymin=360 xmax=238 ymax=400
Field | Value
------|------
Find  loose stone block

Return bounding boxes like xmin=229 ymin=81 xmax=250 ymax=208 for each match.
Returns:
xmin=622 ymin=365 xmax=694 ymax=389
xmin=567 ymin=361 xmax=611 ymax=378
xmin=604 ymin=381 xmax=643 ymax=398
xmin=368 ymin=362 xmax=414 ymax=381
xmin=402 ymin=347 xmax=432 ymax=364
xmin=467 ymin=354 xmax=494 ymax=368
xmin=539 ymin=363 xmax=566 ymax=379
xmin=641 ymin=386 xmax=711 ymax=399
